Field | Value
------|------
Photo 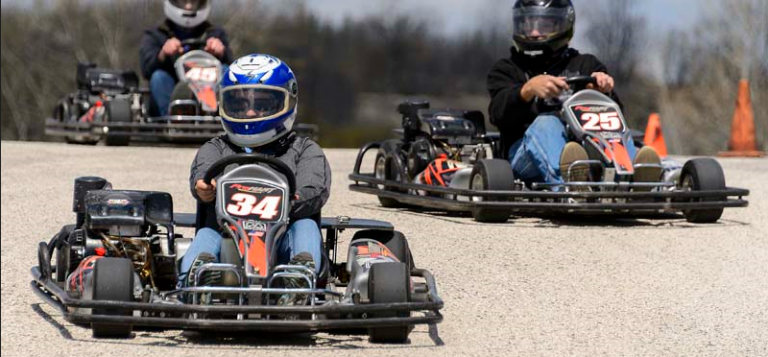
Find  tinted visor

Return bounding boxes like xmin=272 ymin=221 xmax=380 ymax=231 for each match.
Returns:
xmin=170 ymin=0 xmax=208 ymax=11
xmin=221 ymin=87 xmax=286 ymax=120
xmin=513 ymin=7 xmax=571 ymax=42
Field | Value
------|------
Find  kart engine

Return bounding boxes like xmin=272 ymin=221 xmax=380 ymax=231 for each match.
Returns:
xmin=63 ymin=177 xmax=178 ymax=291
xmin=407 ymin=137 xmax=438 ymax=179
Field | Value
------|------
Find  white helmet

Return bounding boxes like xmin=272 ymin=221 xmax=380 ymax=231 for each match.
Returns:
xmin=164 ymin=0 xmax=211 ymax=29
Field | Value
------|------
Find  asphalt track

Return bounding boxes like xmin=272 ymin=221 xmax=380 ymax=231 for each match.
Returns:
xmin=2 ymin=141 xmax=767 ymax=356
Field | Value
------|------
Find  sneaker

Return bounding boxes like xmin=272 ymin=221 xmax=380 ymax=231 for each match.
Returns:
xmin=276 ymin=252 xmax=316 ymax=307
xmin=186 ymin=252 xmax=221 ymax=304
xmin=560 ymin=142 xmax=591 ymax=191
xmin=633 ymin=146 xmax=663 ymax=190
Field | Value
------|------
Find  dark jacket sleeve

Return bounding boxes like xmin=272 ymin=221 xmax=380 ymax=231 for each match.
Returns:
xmin=189 ymin=140 xmax=224 ymax=200
xmin=290 ymin=140 xmax=331 ymax=220
xmin=206 ymin=26 xmax=235 ymax=65
xmin=487 ymin=59 xmax=536 ymax=131
xmin=139 ymin=30 xmax=171 ymax=80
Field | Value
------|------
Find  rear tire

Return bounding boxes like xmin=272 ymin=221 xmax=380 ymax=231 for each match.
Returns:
xmin=469 ymin=159 xmax=514 ymax=223
xmin=104 ymin=100 xmax=132 ymax=146
xmin=375 ymin=140 xmax=407 ymax=208
xmin=352 ymin=230 xmax=414 ymax=270
xmin=368 ymin=262 xmax=411 ymax=343
xmin=680 ymin=158 xmax=726 ymax=223
xmin=91 ymin=258 xmax=134 ymax=338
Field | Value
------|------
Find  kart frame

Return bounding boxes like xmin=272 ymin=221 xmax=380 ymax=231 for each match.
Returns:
xmin=349 ymin=142 xmax=750 ymax=216
xmin=31 ymin=216 xmax=443 ymax=332
xmin=46 ymin=116 xmax=320 ymax=142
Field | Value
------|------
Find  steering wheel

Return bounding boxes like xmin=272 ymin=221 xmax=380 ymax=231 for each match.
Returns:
xmin=203 ymin=154 xmax=297 ymax=198
xmin=565 ymin=76 xmax=598 ymax=91
xmin=180 ymin=38 xmax=207 ymax=51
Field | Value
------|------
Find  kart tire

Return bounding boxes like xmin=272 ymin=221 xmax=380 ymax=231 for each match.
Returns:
xmin=38 ymin=242 xmax=52 ymax=282
xmin=368 ymin=262 xmax=411 ymax=344
xmin=104 ymin=99 xmax=132 ymax=146
xmin=375 ymin=139 xmax=407 ymax=208
xmin=352 ymin=230 xmax=415 ymax=270
xmin=680 ymin=158 xmax=726 ymax=223
xmin=470 ymin=159 xmax=514 ymax=223
xmin=65 ymin=136 xmax=99 ymax=146
xmin=54 ymin=225 xmax=76 ymax=283
xmin=91 ymin=258 xmax=134 ymax=338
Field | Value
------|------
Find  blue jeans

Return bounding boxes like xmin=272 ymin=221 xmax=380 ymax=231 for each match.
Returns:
xmin=179 ymin=219 xmax=323 ymax=284
xmin=509 ymin=115 xmax=637 ymax=184
xmin=150 ymin=70 xmax=176 ymax=116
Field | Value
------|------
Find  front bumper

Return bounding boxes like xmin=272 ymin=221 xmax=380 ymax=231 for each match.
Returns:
xmin=30 ymin=267 xmax=443 ymax=332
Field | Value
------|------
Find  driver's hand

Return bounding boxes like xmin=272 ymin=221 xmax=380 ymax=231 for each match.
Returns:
xmin=205 ymin=37 xmax=226 ymax=58
xmin=589 ymin=72 xmax=614 ymax=93
xmin=195 ymin=179 xmax=217 ymax=203
xmin=159 ymin=38 xmax=183 ymax=62
xmin=521 ymin=75 xmax=569 ymax=102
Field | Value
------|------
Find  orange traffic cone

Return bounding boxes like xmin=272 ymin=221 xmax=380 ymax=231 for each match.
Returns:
xmin=644 ymin=113 xmax=668 ymax=157
xmin=719 ymin=79 xmax=765 ymax=157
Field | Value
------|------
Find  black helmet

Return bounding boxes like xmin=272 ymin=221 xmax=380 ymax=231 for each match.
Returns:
xmin=512 ymin=0 xmax=576 ymax=57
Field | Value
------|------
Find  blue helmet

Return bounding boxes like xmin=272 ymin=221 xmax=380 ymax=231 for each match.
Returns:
xmin=219 ymin=54 xmax=299 ymax=148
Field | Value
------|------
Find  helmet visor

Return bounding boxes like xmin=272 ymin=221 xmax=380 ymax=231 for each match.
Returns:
xmin=169 ymin=0 xmax=208 ymax=11
xmin=513 ymin=7 xmax=571 ymax=42
xmin=221 ymin=86 xmax=287 ymax=120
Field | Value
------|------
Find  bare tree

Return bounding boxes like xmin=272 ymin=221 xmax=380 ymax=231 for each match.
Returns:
xmin=658 ymin=0 xmax=768 ymax=154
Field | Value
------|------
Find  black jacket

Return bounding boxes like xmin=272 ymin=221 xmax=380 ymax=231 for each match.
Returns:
xmin=189 ymin=133 xmax=332 ymax=228
xmin=487 ymin=47 xmax=622 ymax=157
xmin=139 ymin=20 xmax=234 ymax=80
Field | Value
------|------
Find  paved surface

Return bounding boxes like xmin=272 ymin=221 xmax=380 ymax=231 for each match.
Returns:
xmin=2 ymin=141 xmax=767 ymax=357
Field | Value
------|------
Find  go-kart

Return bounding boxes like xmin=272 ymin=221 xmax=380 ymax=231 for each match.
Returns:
xmin=349 ymin=77 xmax=749 ymax=223
xmin=46 ymin=38 xmax=318 ymax=145
xmin=31 ymin=154 xmax=442 ymax=342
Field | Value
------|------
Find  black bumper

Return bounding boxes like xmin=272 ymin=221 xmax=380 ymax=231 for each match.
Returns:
xmin=45 ymin=118 xmax=319 ymax=142
xmin=349 ymin=142 xmax=750 ymax=215
xmin=30 ymin=267 xmax=443 ymax=332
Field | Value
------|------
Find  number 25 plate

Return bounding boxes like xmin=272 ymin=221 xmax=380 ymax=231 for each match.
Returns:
xmin=570 ymin=104 xmax=625 ymax=133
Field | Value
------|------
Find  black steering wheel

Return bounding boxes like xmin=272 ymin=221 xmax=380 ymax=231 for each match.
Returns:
xmin=180 ymin=37 xmax=207 ymax=51
xmin=564 ymin=76 xmax=598 ymax=91
xmin=203 ymin=154 xmax=297 ymax=198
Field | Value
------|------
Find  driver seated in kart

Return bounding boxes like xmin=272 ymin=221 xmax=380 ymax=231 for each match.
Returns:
xmin=487 ymin=0 xmax=661 ymax=187
xmin=140 ymin=0 xmax=234 ymax=116
xmin=180 ymin=54 xmax=331 ymax=306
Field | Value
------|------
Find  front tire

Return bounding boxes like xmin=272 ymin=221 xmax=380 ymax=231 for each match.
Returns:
xmin=469 ymin=159 xmax=514 ymax=223
xmin=367 ymin=262 xmax=411 ymax=343
xmin=680 ymin=158 xmax=726 ymax=223
xmin=54 ymin=225 xmax=76 ymax=284
xmin=352 ymin=230 xmax=414 ymax=270
xmin=375 ymin=140 xmax=407 ymax=208
xmin=104 ymin=100 xmax=132 ymax=146
xmin=90 ymin=258 xmax=134 ymax=338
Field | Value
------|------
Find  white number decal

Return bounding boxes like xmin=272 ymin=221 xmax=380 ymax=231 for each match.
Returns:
xmin=581 ymin=113 xmax=601 ymax=130
xmin=186 ymin=67 xmax=218 ymax=82
xmin=226 ymin=193 xmax=257 ymax=216
xmin=250 ymin=196 xmax=281 ymax=220
xmin=581 ymin=112 xmax=621 ymax=131
xmin=226 ymin=193 xmax=282 ymax=220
